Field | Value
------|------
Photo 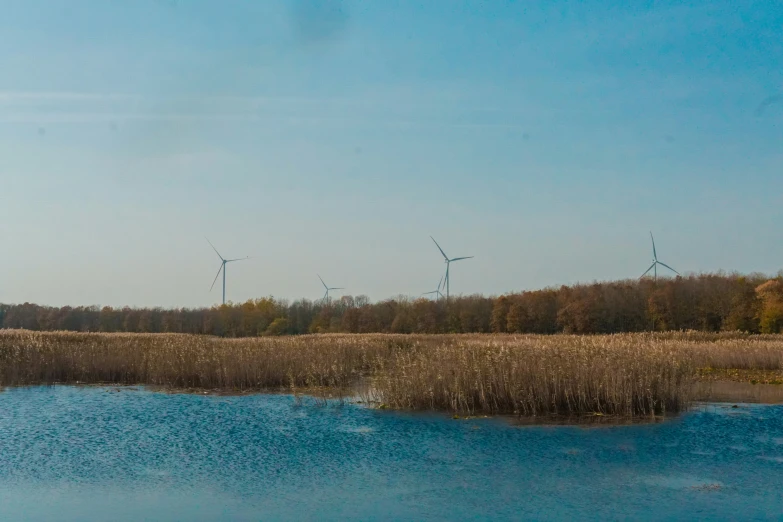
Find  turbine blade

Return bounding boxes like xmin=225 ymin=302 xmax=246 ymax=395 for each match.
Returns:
xmin=449 ymin=256 xmax=473 ymax=262
xmin=657 ymin=261 xmax=680 ymax=276
xmin=430 ymin=236 xmax=448 ymax=260
xmin=330 ymin=287 xmax=344 ymax=290
xmin=422 ymin=291 xmax=437 ymax=295
xmin=209 ymin=263 xmax=223 ymax=291
xmin=205 ymin=237 xmax=224 ymax=261
xmin=437 ymin=276 xmax=444 ymax=291
xmin=318 ymin=274 xmax=328 ymax=290
xmin=650 ymin=231 xmax=657 ymax=261
xmin=639 ymin=262 xmax=656 ymax=279
xmin=225 ymin=256 xmax=251 ymax=263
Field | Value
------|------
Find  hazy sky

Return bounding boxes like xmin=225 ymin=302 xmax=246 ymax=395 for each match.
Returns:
xmin=1 ymin=0 xmax=781 ymax=307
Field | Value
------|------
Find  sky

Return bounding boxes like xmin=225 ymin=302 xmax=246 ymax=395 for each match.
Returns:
xmin=0 ymin=0 xmax=781 ymax=308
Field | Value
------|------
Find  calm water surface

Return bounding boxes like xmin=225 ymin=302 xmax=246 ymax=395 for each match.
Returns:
xmin=1 ymin=386 xmax=781 ymax=521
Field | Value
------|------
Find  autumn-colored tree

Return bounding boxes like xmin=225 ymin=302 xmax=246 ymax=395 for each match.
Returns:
xmin=506 ymin=298 xmax=528 ymax=333
xmin=390 ymin=308 xmax=414 ymax=333
xmin=1 ymin=272 xmax=780 ymax=336
xmin=308 ymin=305 xmax=333 ymax=333
xmin=505 ymin=290 xmax=558 ymax=333
xmin=723 ymin=277 xmax=761 ymax=332
xmin=455 ymin=295 xmax=493 ymax=332
xmin=490 ymin=296 xmax=510 ymax=333
xmin=756 ymin=280 xmax=783 ymax=334
xmin=340 ymin=307 xmax=360 ymax=333
xmin=412 ymin=299 xmax=440 ymax=333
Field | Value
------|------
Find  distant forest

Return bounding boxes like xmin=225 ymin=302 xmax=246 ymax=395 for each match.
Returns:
xmin=2 ymin=272 xmax=783 ymax=336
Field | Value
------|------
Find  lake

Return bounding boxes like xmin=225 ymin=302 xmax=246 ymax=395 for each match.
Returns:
xmin=1 ymin=386 xmax=781 ymax=521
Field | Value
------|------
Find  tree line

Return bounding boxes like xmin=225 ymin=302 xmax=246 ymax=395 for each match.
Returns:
xmin=2 ymin=272 xmax=782 ymax=336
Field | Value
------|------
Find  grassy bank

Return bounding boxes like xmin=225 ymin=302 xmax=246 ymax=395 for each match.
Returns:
xmin=1 ymin=330 xmax=781 ymax=416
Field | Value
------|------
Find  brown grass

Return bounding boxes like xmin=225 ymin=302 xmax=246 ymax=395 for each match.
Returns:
xmin=1 ymin=330 xmax=782 ymax=416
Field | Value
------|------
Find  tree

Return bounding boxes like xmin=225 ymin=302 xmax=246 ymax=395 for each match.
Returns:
xmin=756 ymin=280 xmax=783 ymax=334
xmin=1 ymin=271 xmax=780 ymax=336
xmin=265 ymin=317 xmax=289 ymax=336
xmin=390 ymin=309 xmax=414 ymax=333
xmin=412 ymin=299 xmax=440 ymax=333
xmin=723 ymin=277 xmax=760 ymax=332
xmin=341 ymin=307 xmax=360 ymax=333
xmin=490 ymin=296 xmax=510 ymax=333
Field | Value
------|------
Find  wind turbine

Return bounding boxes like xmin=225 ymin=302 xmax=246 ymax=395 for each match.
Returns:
xmin=318 ymin=274 xmax=344 ymax=305
xmin=422 ymin=277 xmax=445 ymax=300
xmin=206 ymin=238 xmax=250 ymax=305
xmin=640 ymin=232 xmax=679 ymax=282
xmin=430 ymin=236 xmax=473 ymax=300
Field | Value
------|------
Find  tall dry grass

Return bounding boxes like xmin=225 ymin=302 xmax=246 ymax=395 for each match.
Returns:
xmin=1 ymin=330 xmax=782 ymax=416
xmin=370 ymin=334 xmax=695 ymax=416
xmin=0 ymin=331 xmax=392 ymax=390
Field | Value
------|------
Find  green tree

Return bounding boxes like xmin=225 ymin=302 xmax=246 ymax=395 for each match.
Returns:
xmin=265 ymin=317 xmax=289 ymax=336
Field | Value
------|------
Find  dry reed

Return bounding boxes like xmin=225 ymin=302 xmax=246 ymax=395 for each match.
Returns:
xmin=1 ymin=330 xmax=781 ymax=416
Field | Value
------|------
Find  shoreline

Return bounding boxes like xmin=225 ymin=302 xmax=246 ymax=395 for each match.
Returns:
xmin=692 ymin=380 xmax=783 ymax=405
xmin=3 ymin=379 xmax=781 ymax=421
xmin=3 ymin=330 xmax=781 ymax=417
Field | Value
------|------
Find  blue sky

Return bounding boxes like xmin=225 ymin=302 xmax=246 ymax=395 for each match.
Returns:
xmin=0 ymin=0 xmax=781 ymax=307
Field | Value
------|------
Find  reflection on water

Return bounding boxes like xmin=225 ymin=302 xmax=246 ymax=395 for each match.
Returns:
xmin=0 ymin=387 xmax=781 ymax=521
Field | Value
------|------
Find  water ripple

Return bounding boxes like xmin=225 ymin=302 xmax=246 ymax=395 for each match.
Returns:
xmin=0 ymin=387 xmax=781 ymax=521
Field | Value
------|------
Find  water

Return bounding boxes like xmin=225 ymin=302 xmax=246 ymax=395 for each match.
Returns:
xmin=1 ymin=387 xmax=782 ymax=521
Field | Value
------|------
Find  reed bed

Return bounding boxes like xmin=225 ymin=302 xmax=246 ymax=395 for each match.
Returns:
xmin=1 ymin=330 xmax=781 ymax=416
xmin=370 ymin=334 xmax=694 ymax=416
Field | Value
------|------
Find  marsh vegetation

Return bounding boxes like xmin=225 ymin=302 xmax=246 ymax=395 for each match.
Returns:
xmin=1 ymin=330 xmax=781 ymax=416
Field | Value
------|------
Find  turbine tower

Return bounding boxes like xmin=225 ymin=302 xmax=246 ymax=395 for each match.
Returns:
xmin=640 ymin=232 xmax=679 ymax=282
xmin=422 ymin=277 xmax=445 ymax=301
xmin=430 ymin=236 xmax=473 ymax=300
xmin=207 ymin=238 xmax=250 ymax=305
xmin=318 ymin=274 xmax=344 ymax=305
